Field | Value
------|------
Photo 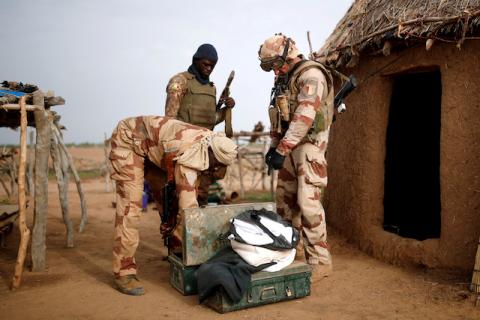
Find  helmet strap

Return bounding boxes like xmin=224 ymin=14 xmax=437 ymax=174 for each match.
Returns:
xmin=280 ymin=38 xmax=291 ymax=63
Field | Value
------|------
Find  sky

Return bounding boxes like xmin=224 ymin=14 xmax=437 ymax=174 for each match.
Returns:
xmin=0 ymin=0 xmax=352 ymax=144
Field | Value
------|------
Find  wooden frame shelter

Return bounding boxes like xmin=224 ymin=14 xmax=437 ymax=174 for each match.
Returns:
xmin=1 ymin=81 xmax=87 ymax=288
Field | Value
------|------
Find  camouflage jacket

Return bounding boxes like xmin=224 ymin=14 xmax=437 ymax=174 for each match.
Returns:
xmin=273 ymin=63 xmax=332 ymax=156
xmin=112 ymin=116 xmax=214 ymax=171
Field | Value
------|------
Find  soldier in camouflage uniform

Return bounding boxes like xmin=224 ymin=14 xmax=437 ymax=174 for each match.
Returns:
xmin=258 ymin=34 xmax=335 ymax=283
xmin=109 ymin=116 xmax=237 ymax=295
xmin=165 ymin=43 xmax=235 ymax=206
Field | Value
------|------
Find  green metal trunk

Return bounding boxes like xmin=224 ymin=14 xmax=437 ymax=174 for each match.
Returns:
xmin=169 ymin=202 xmax=276 ymax=296
xmin=204 ymin=261 xmax=312 ymax=313
xmin=168 ymin=252 xmax=198 ymax=295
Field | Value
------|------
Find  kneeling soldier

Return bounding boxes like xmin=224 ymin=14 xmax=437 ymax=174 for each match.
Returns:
xmin=109 ymin=116 xmax=237 ymax=296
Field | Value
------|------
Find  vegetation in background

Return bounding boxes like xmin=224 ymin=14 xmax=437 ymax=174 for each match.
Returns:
xmin=242 ymin=191 xmax=274 ymax=202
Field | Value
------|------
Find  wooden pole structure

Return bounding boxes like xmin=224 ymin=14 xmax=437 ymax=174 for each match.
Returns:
xmin=52 ymin=124 xmax=87 ymax=233
xmin=31 ymin=90 xmax=50 ymax=272
xmin=8 ymin=155 xmax=18 ymax=197
xmin=27 ymin=130 xmax=34 ymax=196
xmin=0 ymin=175 xmax=11 ymax=198
xmin=0 ymin=103 xmax=42 ymax=111
xmin=270 ymin=169 xmax=276 ymax=200
xmin=103 ymin=133 xmax=112 ymax=193
xmin=262 ymin=140 xmax=268 ymax=191
xmin=237 ymin=150 xmax=245 ymax=199
xmin=50 ymin=134 xmax=74 ymax=247
xmin=11 ymin=96 xmax=31 ymax=289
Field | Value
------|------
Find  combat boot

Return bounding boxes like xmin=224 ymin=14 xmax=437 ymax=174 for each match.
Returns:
xmin=295 ymin=246 xmax=305 ymax=261
xmin=294 ymin=237 xmax=305 ymax=261
xmin=114 ymin=275 xmax=145 ymax=296
xmin=310 ymin=264 xmax=332 ymax=284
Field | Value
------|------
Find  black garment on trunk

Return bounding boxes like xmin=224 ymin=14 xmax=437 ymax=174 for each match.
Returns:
xmin=197 ymin=246 xmax=274 ymax=303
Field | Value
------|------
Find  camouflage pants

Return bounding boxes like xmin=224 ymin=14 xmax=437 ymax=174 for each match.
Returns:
xmin=109 ymin=120 xmax=198 ymax=277
xmin=276 ymin=129 xmax=331 ymax=266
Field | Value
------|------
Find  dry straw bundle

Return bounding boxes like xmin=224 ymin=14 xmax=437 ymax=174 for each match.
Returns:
xmin=316 ymin=0 xmax=480 ymax=68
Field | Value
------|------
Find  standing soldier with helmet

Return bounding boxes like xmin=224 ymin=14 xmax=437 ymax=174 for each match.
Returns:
xmin=164 ymin=43 xmax=235 ymax=206
xmin=258 ymin=33 xmax=335 ymax=283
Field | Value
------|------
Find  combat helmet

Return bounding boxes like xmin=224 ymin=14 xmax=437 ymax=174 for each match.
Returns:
xmin=258 ymin=33 xmax=300 ymax=71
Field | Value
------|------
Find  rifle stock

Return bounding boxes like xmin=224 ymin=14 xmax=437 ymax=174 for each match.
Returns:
xmin=334 ymin=74 xmax=358 ymax=109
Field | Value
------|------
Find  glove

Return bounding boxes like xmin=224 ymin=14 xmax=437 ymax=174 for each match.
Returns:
xmin=270 ymin=150 xmax=286 ymax=170
xmin=265 ymin=147 xmax=276 ymax=166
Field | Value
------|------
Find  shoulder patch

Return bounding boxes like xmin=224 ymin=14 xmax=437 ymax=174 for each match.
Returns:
xmin=299 ymin=78 xmax=318 ymax=99
xmin=168 ymin=82 xmax=180 ymax=93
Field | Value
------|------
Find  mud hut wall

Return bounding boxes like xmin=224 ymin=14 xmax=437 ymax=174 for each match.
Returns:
xmin=325 ymin=40 xmax=480 ymax=270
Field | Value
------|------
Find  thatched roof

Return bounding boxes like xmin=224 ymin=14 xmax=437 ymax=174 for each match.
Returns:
xmin=316 ymin=0 xmax=480 ymax=68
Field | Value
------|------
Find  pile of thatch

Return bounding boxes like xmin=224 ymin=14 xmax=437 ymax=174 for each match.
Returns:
xmin=316 ymin=0 xmax=480 ymax=68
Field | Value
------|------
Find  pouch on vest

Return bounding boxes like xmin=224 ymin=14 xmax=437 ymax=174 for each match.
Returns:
xmin=275 ymin=94 xmax=290 ymax=121
xmin=268 ymin=105 xmax=281 ymax=134
xmin=227 ymin=209 xmax=299 ymax=250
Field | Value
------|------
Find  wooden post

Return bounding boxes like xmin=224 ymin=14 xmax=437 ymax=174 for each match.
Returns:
xmin=11 ymin=96 xmax=31 ymax=289
xmin=27 ymin=130 xmax=34 ymax=196
xmin=0 ymin=176 xmax=11 ymax=198
xmin=270 ymin=169 xmax=276 ymax=200
xmin=31 ymin=90 xmax=50 ymax=272
xmin=52 ymin=125 xmax=87 ymax=233
xmin=103 ymin=133 xmax=112 ymax=193
xmin=8 ymin=155 xmax=18 ymax=197
xmin=262 ymin=140 xmax=268 ymax=191
xmin=237 ymin=150 xmax=245 ymax=199
xmin=50 ymin=135 xmax=74 ymax=247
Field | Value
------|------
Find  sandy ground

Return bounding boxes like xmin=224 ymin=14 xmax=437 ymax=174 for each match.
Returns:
xmin=1 ymin=178 xmax=479 ymax=320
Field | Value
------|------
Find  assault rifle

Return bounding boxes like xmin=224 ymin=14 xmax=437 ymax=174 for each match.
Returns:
xmin=217 ymin=70 xmax=235 ymax=138
xmin=160 ymin=153 xmax=178 ymax=248
xmin=216 ymin=70 xmax=235 ymax=109
xmin=269 ymin=74 xmax=288 ymax=106
xmin=334 ymin=74 xmax=358 ymax=113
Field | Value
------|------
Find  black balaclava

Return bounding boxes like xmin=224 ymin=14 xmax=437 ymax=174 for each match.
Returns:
xmin=188 ymin=43 xmax=218 ymax=85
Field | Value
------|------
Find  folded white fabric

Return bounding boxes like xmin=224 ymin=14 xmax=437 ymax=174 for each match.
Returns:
xmin=230 ymin=240 xmax=296 ymax=272
xmin=228 ymin=219 xmax=273 ymax=246
xmin=229 ymin=215 xmax=295 ymax=246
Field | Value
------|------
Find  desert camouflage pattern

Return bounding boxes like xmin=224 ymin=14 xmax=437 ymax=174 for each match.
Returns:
xmin=164 ymin=72 xmax=226 ymax=129
xmin=258 ymin=34 xmax=300 ymax=62
xmin=276 ymin=131 xmax=331 ymax=265
xmin=272 ymin=62 xmax=333 ymax=266
xmin=109 ymin=116 xmax=216 ymax=277
xmin=276 ymin=67 xmax=328 ymax=155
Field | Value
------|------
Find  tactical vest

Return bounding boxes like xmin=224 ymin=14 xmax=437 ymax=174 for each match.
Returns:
xmin=176 ymin=72 xmax=217 ymax=130
xmin=286 ymin=61 xmax=334 ymax=134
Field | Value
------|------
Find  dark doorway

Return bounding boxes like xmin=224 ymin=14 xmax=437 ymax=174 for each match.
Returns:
xmin=383 ymin=69 xmax=441 ymax=240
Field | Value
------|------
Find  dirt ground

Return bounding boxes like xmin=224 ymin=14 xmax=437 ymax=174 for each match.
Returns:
xmin=1 ymin=147 xmax=480 ymax=319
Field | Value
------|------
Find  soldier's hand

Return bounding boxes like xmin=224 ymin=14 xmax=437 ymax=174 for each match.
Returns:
xmin=265 ymin=147 xmax=276 ymax=166
xmin=225 ymin=97 xmax=235 ymax=108
xmin=270 ymin=150 xmax=286 ymax=170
